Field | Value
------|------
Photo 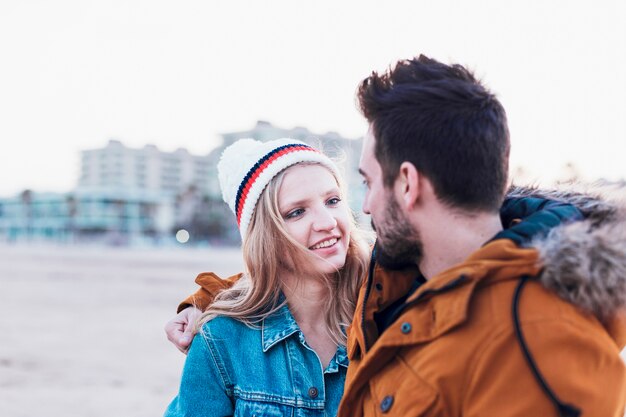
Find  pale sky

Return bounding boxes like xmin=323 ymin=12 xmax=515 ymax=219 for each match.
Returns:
xmin=1 ymin=0 xmax=624 ymax=196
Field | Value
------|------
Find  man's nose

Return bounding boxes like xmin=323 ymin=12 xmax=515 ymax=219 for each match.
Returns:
xmin=362 ymin=193 xmax=371 ymax=215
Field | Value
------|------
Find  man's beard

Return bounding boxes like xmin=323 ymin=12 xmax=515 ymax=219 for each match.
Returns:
xmin=372 ymin=196 xmax=422 ymax=270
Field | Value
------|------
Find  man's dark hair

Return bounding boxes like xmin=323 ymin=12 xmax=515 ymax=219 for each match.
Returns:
xmin=357 ymin=54 xmax=510 ymax=212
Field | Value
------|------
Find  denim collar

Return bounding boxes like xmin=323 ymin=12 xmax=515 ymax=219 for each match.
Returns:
xmin=261 ymin=302 xmax=301 ymax=353
xmin=328 ymin=344 xmax=349 ymax=370
xmin=260 ymin=302 xmax=350 ymax=369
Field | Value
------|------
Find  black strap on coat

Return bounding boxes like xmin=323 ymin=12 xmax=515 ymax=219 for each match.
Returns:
xmin=512 ymin=276 xmax=582 ymax=417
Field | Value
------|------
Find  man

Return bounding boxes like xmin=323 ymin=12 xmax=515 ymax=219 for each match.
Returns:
xmin=336 ymin=55 xmax=626 ymax=416
xmin=167 ymin=55 xmax=626 ymax=416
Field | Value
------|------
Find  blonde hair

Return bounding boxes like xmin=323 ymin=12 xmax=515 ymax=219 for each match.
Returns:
xmin=196 ymin=162 xmax=370 ymax=346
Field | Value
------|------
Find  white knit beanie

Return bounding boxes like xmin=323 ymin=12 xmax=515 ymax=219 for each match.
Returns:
xmin=217 ymin=138 xmax=340 ymax=239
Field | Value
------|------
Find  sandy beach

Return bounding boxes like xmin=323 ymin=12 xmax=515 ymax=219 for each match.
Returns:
xmin=2 ymin=242 xmax=625 ymax=416
xmin=0 ymin=243 xmax=243 ymax=417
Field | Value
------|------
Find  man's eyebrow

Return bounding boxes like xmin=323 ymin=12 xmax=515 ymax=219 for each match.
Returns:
xmin=358 ymin=168 xmax=368 ymax=178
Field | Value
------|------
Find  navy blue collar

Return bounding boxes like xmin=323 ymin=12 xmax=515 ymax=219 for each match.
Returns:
xmin=494 ymin=196 xmax=583 ymax=246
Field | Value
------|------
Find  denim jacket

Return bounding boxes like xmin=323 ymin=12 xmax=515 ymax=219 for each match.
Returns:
xmin=164 ymin=303 xmax=349 ymax=417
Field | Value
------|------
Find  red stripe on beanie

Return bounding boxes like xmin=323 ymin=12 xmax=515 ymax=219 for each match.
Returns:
xmin=236 ymin=145 xmax=316 ymax=226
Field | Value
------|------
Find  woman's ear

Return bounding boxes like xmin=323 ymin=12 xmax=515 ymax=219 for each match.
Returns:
xmin=396 ymin=162 xmax=420 ymax=210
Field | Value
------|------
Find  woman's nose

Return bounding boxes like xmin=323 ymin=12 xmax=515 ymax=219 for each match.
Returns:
xmin=313 ymin=208 xmax=338 ymax=231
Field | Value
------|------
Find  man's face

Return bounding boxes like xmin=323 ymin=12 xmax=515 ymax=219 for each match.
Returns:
xmin=359 ymin=128 xmax=422 ymax=269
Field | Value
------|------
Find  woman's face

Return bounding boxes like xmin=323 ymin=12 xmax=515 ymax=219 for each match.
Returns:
xmin=277 ymin=164 xmax=351 ymax=274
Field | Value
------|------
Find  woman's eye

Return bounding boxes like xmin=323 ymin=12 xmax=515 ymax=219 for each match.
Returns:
xmin=285 ymin=208 xmax=304 ymax=219
xmin=327 ymin=197 xmax=341 ymax=206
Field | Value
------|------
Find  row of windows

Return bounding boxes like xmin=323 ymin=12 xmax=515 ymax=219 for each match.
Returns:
xmin=0 ymin=203 xmax=159 ymax=219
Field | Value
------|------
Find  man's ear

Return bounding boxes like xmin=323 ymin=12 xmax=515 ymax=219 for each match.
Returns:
xmin=396 ymin=162 xmax=420 ymax=210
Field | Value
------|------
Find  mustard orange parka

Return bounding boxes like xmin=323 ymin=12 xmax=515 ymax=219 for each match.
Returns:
xmin=179 ymin=187 xmax=626 ymax=417
xmin=338 ymin=188 xmax=626 ymax=417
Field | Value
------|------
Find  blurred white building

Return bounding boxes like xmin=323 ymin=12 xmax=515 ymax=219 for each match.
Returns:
xmin=78 ymin=139 xmax=213 ymax=196
xmin=0 ymin=189 xmax=167 ymax=245
xmin=0 ymin=122 xmax=365 ymax=245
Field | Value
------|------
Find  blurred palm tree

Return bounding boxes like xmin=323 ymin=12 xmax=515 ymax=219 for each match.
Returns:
xmin=20 ymin=189 xmax=33 ymax=240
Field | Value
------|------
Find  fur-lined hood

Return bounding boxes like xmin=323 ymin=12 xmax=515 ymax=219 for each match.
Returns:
xmin=507 ymin=184 xmax=626 ymax=324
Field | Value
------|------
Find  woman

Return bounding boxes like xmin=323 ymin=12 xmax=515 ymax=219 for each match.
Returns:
xmin=164 ymin=138 xmax=370 ymax=416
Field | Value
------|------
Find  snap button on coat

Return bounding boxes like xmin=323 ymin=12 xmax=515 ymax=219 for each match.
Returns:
xmin=401 ymin=322 xmax=412 ymax=334
xmin=308 ymin=387 xmax=319 ymax=399
xmin=380 ymin=395 xmax=394 ymax=413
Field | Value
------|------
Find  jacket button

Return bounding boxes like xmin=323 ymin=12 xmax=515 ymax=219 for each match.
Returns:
xmin=401 ymin=322 xmax=412 ymax=334
xmin=308 ymin=387 xmax=319 ymax=398
xmin=380 ymin=395 xmax=394 ymax=413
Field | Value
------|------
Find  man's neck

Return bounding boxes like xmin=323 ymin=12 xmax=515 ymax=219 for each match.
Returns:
xmin=418 ymin=211 xmax=503 ymax=279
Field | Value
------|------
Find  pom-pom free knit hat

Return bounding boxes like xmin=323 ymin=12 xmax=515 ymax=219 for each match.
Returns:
xmin=217 ymin=138 xmax=340 ymax=239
